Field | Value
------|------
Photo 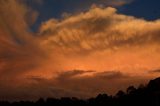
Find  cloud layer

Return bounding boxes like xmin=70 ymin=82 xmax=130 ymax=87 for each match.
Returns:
xmin=0 ymin=70 xmax=149 ymax=101
xmin=39 ymin=6 xmax=160 ymax=55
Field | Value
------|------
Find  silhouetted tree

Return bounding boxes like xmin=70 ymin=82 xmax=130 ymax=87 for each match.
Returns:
xmin=126 ymin=86 xmax=136 ymax=94
xmin=115 ymin=90 xmax=125 ymax=98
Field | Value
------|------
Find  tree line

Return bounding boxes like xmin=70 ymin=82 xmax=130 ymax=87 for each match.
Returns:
xmin=1 ymin=77 xmax=160 ymax=106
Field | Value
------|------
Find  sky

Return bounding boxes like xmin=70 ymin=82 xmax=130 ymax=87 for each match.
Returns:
xmin=0 ymin=0 xmax=160 ymax=101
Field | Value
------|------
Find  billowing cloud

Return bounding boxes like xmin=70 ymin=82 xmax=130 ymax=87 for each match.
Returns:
xmin=39 ymin=6 xmax=160 ymax=55
xmin=36 ymin=6 xmax=160 ymax=76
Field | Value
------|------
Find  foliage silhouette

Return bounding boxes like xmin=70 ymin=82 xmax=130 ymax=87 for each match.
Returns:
xmin=1 ymin=77 xmax=160 ymax=106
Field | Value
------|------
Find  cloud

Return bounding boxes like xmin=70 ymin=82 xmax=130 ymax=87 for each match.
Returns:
xmin=97 ymin=0 xmax=132 ymax=7
xmin=148 ymin=69 xmax=160 ymax=74
xmin=56 ymin=69 xmax=95 ymax=81
xmin=0 ymin=0 xmax=45 ymax=78
xmin=0 ymin=69 xmax=150 ymax=101
xmin=39 ymin=6 xmax=160 ymax=55
xmin=95 ymin=71 xmax=129 ymax=79
xmin=72 ymin=0 xmax=133 ymax=11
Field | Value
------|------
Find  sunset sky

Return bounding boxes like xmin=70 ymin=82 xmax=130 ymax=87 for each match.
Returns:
xmin=0 ymin=0 xmax=160 ymax=101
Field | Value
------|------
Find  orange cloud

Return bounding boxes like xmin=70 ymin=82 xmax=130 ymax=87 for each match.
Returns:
xmin=39 ymin=7 xmax=160 ymax=55
xmin=37 ymin=7 xmax=160 ymax=77
xmin=0 ymin=0 xmax=45 ymax=78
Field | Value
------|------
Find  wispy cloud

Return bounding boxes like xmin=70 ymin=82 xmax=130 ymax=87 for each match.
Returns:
xmin=0 ymin=0 xmax=45 ymax=77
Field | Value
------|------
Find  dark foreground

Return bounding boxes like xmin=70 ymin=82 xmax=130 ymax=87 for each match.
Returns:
xmin=1 ymin=77 xmax=160 ymax=106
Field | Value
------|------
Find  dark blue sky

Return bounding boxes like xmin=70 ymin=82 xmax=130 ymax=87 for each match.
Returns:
xmin=119 ymin=0 xmax=160 ymax=20
xmin=26 ymin=0 xmax=160 ymax=31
